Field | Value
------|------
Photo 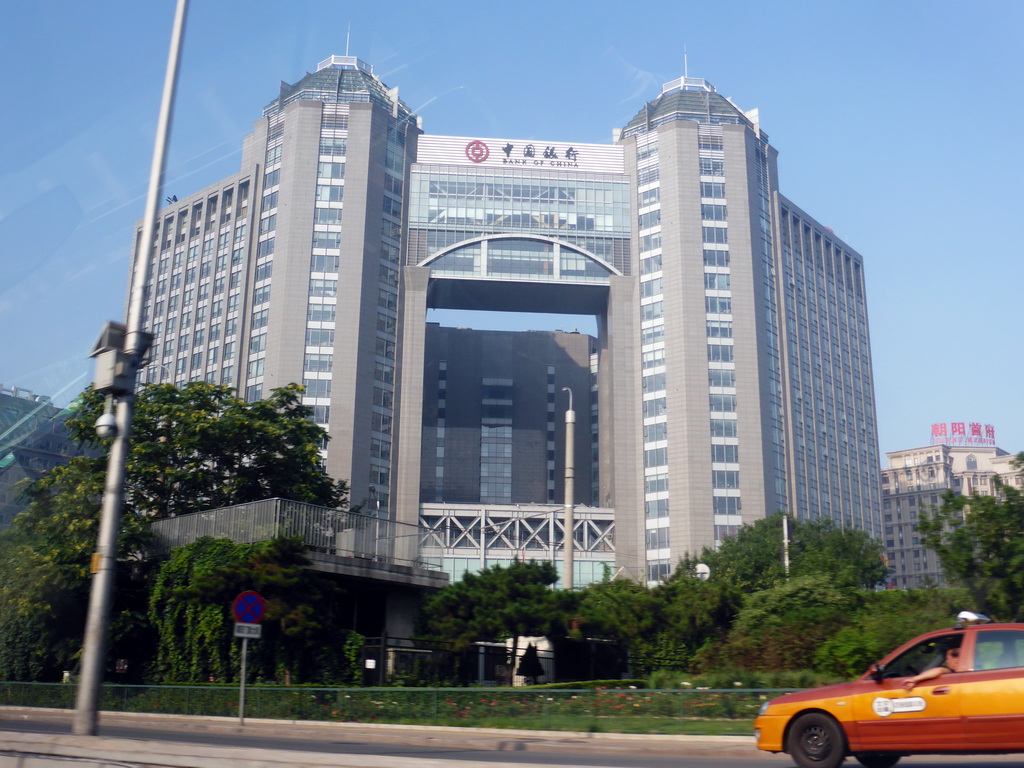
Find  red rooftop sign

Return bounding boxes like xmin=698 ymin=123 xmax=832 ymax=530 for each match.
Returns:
xmin=930 ymin=421 xmax=996 ymax=447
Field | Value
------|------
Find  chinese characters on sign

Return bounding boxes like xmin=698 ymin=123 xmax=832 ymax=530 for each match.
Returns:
xmin=930 ymin=421 xmax=996 ymax=446
xmin=465 ymin=140 xmax=581 ymax=167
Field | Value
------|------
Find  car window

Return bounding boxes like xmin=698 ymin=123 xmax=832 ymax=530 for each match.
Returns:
xmin=974 ymin=630 xmax=1024 ymax=671
xmin=882 ymin=634 xmax=960 ymax=678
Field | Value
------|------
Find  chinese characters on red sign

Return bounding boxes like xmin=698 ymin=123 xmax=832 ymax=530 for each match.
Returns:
xmin=930 ymin=422 xmax=996 ymax=446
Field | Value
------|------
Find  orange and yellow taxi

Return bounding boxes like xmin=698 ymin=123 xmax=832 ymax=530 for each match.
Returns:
xmin=754 ymin=612 xmax=1024 ymax=768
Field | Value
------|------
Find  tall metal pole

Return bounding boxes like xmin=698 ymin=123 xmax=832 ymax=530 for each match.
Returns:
xmin=73 ymin=0 xmax=189 ymax=736
xmin=782 ymin=514 xmax=790 ymax=576
xmin=562 ymin=388 xmax=575 ymax=591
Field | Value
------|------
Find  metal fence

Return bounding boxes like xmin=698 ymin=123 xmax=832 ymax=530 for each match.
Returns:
xmin=149 ymin=498 xmax=441 ymax=570
xmin=0 ymin=682 xmax=796 ymax=732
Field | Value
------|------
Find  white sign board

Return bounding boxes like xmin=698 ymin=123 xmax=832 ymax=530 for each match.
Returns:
xmin=234 ymin=622 xmax=262 ymax=639
xmin=416 ymin=135 xmax=625 ymax=174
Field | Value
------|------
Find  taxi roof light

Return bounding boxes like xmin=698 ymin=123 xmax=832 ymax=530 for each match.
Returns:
xmin=956 ymin=610 xmax=992 ymax=628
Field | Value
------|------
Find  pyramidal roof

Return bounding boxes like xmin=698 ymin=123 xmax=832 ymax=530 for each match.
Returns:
xmin=264 ymin=56 xmax=415 ymax=121
xmin=621 ymin=76 xmax=756 ymax=138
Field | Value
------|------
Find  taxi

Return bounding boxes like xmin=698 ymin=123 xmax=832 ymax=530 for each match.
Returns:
xmin=754 ymin=612 xmax=1024 ymax=768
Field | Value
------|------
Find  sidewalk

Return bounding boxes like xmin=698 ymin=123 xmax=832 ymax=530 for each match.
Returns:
xmin=0 ymin=707 xmax=770 ymax=767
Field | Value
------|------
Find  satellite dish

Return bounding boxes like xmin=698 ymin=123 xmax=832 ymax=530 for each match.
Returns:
xmin=695 ymin=563 xmax=710 ymax=581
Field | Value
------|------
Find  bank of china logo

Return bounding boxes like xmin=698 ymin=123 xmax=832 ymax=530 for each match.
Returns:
xmin=872 ymin=697 xmax=926 ymax=717
xmin=465 ymin=140 xmax=489 ymax=163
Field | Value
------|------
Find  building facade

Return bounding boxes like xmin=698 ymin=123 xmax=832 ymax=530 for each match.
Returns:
xmin=882 ymin=423 xmax=1022 ymax=588
xmin=128 ymin=57 xmax=882 ymax=584
xmin=0 ymin=385 xmax=90 ymax=530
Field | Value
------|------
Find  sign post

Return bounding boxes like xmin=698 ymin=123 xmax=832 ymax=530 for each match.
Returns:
xmin=232 ymin=591 xmax=265 ymax=725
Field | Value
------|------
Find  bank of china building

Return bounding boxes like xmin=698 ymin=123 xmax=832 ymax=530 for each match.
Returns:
xmin=130 ymin=56 xmax=882 ymax=584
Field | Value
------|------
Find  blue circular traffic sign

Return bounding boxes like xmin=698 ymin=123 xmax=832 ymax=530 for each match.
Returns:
xmin=233 ymin=591 xmax=265 ymax=623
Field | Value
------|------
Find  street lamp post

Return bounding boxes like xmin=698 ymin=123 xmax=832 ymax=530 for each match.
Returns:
xmin=72 ymin=0 xmax=188 ymax=736
xmin=562 ymin=387 xmax=575 ymax=591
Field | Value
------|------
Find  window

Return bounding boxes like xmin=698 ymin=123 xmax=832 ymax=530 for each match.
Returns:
xmin=704 ymin=273 xmax=731 ymax=290
xmin=707 ymin=320 xmax=733 ymax=338
xmin=645 ymin=502 xmax=670 ymax=521
xmin=306 ymin=328 xmax=335 ymax=347
xmin=712 ymin=470 xmax=740 ymax=489
xmin=713 ymin=496 xmax=742 ymax=515
xmin=705 ymin=296 xmax=732 ymax=314
xmin=317 ymin=161 xmax=345 ymax=179
xmin=303 ymin=353 xmax=333 ymax=372
xmin=257 ymin=238 xmax=275 ymax=259
xmin=253 ymin=285 xmax=271 ymax=305
xmin=643 ymin=397 xmax=667 ymax=419
xmin=707 ymin=344 xmax=735 ymax=363
xmin=251 ymin=309 xmax=269 ymax=329
xmin=314 ymin=207 xmax=342 ymax=225
xmin=641 ymin=301 xmax=663 ymax=321
xmin=312 ymin=232 xmax=341 ymax=250
xmin=703 ymin=249 xmax=730 ymax=267
xmin=702 ymin=226 xmax=728 ymax=244
xmin=249 ymin=333 xmax=267 ymax=354
xmin=974 ymin=630 xmax=1024 ymax=670
xmin=699 ymin=158 xmax=725 ymax=176
xmin=638 ymin=210 xmax=661 ymax=230
xmin=708 ymin=369 xmax=735 ymax=387
xmin=701 ymin=204 xmax=727 ymax=221
xmin=712 ymin=444 xmax=739 ymax=463
xmin=700 ymin=182 xmax=725 ymax=198
xmin=307 ymin=304 xmax=337 ymax=322
xmin=642 ymin=372 xmax=666 ymax=394
xmin=881 ymin=634 xmax=961 ymax=678
xmin=316 ymin=185 xmax=344 ymax=202
xmin=644 ymin=447 xmax=668 ymax=468
xmin=302 ymin=378 xmax=332 ymax=398
xmin=711 ymin=418 xmax=738 ymax=437
xmin=644 ymin=422 xmax=668 ymax=443
xmin=309 ymin=279 xmax=338 ymax=297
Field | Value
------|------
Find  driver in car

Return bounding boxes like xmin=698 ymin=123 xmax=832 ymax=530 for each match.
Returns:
xmin=902 ymin=646 xmax=961 ymax=690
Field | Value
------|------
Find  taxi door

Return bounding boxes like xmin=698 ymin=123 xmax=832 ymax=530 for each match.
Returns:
xmin=851 ymin=677 xmax=965 ymax=750
xmin=960 ymin=629 xmax=1024 ymax=749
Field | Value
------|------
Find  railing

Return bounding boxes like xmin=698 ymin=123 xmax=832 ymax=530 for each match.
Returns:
xmin=149 ymin=498 xmax=442 ymax=571
xmin=0 ymin=682 xmax=795 ymax=732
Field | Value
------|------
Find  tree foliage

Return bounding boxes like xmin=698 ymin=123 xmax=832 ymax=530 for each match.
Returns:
xmin=687 ymin=514 xmax=888 ymax=593
xmin=67 ymin=382 xmax=346 ymax=517
xmin=918 ymin=456 xmax=1024 ymax=621
xmin=148 ymin=536 xmax=350 ymax=684
xmin=422 ymin=560 xmax=570 ymax=653
xmin=574 ymin=572 xmax=740 ymax=674
xmin=0 ymin=460 xmax=153 ymax=681
xmin=0 ymin=381 xmax=347 ymax=681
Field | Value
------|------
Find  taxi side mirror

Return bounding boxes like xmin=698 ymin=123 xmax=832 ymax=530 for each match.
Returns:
xmin=870 ymin=664 xmax=884 ymax=683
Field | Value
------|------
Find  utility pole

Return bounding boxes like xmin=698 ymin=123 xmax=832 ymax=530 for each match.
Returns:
xmin=562 ymin=387 xmax=575 ymax=591
xmin=73 ymin=0 xmax=188 ymax=736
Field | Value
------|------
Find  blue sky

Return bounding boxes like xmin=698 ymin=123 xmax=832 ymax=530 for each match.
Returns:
xmin=1 ymin=0 xmax=1021 ymax=459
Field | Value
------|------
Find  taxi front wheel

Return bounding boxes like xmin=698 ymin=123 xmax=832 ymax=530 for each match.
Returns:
xmin=786 ymin=712 xmax=847 ymax=768
xmin=854 ymin=754 xmax=900 ymax=768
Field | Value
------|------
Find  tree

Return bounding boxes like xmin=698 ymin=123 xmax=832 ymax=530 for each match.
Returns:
xmin=66 ymin=382 xmax=346 ymax=517
xmin=918 ymin=456 xmax=1024 ymax=621
xmin=689 ymin=514 xmax=888 ymax=593
xmin=422 ymin=560 xmax=570 ymax=666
